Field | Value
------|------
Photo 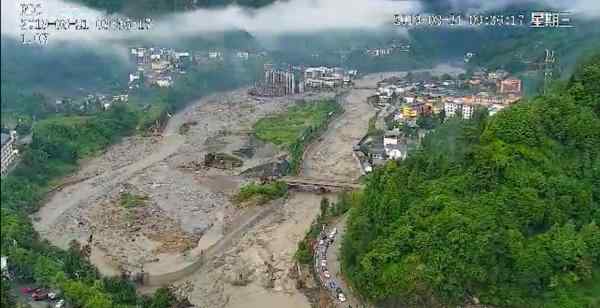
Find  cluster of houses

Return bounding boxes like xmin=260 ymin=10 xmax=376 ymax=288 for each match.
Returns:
xmin=356 ymin=69 xmax=523 ymax=172
xmin=303 ymin=66 xmax=357 ymax=90
xmin=48 ymin=93 xmax=130 ymax=115
xmin=371 ymin=69 xmax=522 ymax=122
xmin=128 ymin=47 xmax=267 ymax=89
xmin=128 ymin=47 xmax=193 ymax=89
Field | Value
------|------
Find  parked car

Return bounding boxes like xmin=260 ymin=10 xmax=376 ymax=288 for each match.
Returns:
xmin=338 ymin=293 xmax=347 ymax=302
xmin=32 ymin=289 xmax=48 ymax=301
xmin=55 ymin=299 xmax=66 ymax=308
xmin=20 ymin=287 xmax=35 ymax=294
xmin=48 ymin=291 xmax=60 ymax=300
xmin=323 ymin=270 xmax=331 ymax=278
xmin=320 ymin=259 xmax=327 ymax=267
xmin=329 ymin=228 xmax=337 ymax=238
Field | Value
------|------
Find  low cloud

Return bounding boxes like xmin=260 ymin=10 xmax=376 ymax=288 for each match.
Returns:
xmin=2 ymin=0 xmax=597 ymax=50
xmin=1 ymin=0 xmax=420 ymax=46
xmin=444 ymin=0 xmax=600 ymax=18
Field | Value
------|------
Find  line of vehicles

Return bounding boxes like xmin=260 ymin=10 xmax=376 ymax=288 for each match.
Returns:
xmin=315 ymin=226 xmax=347 ymax=303
xmin=20 ymin=287 xmax=65 ymax=307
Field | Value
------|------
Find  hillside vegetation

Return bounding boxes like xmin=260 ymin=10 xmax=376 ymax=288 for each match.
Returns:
xmin=342 ymin=54 xmax=600 ymax=307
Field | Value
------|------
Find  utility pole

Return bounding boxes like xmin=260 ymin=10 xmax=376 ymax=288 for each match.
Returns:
xmin=543 ymin=49 xmax=556 ymax=94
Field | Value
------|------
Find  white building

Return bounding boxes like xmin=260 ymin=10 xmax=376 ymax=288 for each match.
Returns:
xmin=175 ymin=52 xmax=190 ymax=60
xmin=385 ymin=144 xmax=407 ymax=160
xmin=236 ymin=51 xmax=249 ymax=60
xmin=129 ymin=73 xmax=140 ymax=84
xmin=155 ymin=78 xmax=173 ymax=88
xmin=151 ymin=60 xmax=170 ymax=71
xmin=208 ymin=51 xmax=223 ymax=60
xmin=383 ymin=129 xmax=407 ymax=160
xmin=1 ymin=131 xmax=19 ymax=175
xmin=383 ymin=129 xmax=401 ymax=146
xmin=444 ymin=101 xmax=475 ymax=120
xmin=1 ymin=256 xmax=7 ymax=278
xmin=488 ymin=104 xmax=506 ymax=116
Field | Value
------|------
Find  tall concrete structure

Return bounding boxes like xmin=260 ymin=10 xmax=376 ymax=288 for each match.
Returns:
xmin=251 ymin=64 xmax=299 ymax=97
xmin=1 ymin=131 xmax=18 ymax=176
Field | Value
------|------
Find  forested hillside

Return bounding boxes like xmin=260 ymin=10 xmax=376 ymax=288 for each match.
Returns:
xmin=342 ymin=54 xmax=600 ymax=307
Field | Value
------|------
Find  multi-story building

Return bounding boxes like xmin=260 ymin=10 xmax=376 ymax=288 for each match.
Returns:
xmin=250 ymin=64 xmax=299 ymax=97
xmin=444 ymin=100 xmax=476 ymax=120
xmin=1 ymin=131 xmax=18 ymax=176
xmin=497 ymin=78 xmax=522 ymax=94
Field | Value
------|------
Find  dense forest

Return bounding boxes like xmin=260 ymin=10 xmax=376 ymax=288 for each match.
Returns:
xmin=342 ymin=54 xmax=600 ymax=307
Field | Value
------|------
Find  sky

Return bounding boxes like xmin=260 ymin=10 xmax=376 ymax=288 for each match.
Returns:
xmin=1 ymin=0 xmax=599 ymax=46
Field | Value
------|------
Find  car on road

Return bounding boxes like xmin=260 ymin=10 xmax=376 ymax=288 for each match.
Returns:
xmin=338 ymin=292 xmax=347 ymax=302
xmin=321 ymin=259 xmax=327 ymax=267
xmin=329 ymin=228 xmax=337 ymax=238
xmin=323 ymin=270 xmax=331 ymax=278
xmin=55 ymin=299 xmax=66 ymax=308
xmin=32 ymin=289 xmax=48 ymax=301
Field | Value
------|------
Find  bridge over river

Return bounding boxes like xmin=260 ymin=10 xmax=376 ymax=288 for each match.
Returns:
xmin=280 ymin=176 xmax=363 ymax=192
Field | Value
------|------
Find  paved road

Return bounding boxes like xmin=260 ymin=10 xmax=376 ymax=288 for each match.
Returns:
xmin=327 ymin=215 xmax=367 ymax=308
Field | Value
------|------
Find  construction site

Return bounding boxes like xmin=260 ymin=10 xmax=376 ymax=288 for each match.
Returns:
xmin=249 ymin=64 xmax=304 ymax=97
xmin=249 ymin=63 xmax=357 ymax=97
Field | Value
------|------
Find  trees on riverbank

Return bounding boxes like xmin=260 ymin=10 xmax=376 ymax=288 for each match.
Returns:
xmin=341 ymin=54 xmax=600 ymax=307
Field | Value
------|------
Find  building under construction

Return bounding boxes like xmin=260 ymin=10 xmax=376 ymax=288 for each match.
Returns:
xmin=249 ymin=64 xmax=304 ymax=97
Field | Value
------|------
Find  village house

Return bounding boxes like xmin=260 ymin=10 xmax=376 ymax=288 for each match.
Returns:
xmin=383 ymin=129 xmax=408 ymax=160
xmin=155 ymin=76 xmax=173 ymax=88
xmin=497 ymin=77 xmax=522 ymax=94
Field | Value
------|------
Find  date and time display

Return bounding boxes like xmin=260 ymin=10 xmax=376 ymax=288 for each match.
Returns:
xmin=18 ymin=2 xmax=152 ymax=46
xmin=394 ymin=12 xmax=574 ymax=28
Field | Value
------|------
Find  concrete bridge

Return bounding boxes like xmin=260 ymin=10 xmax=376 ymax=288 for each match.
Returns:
xmin=281 ymin=176 xmax=363 ymax=192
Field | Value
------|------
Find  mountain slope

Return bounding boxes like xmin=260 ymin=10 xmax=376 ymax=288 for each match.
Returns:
xmin=342 ymin=54 xmax=600 ymax=307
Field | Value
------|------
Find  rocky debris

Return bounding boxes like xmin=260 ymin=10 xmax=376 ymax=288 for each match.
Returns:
xmin=240 ymin=160 xmax=290 ymax=178
xmin=81 ymin=184 xmax=201 ymax=270
xmin=232 ymin=146 xmax=255 ymax=159
xmin=75 ymin=136 xmax=162 ymax=180
xmin=170 ymin=280 xmax=195 ymax=303
xmin=204 ymin=152 xmax=244 ymax=170
xmin=38 ymin=88 xmax=336 ymax=308
xmin=228 ymin=262 xmax=256 ymax=286
xmin=178 ymin=160 xmax=206 ymax=171
xmin=179 ymin=120 xmax=198 ymax=135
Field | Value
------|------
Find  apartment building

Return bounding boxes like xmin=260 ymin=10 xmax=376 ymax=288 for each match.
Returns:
xmin=1 ymin=131 xmax=18 ymax=176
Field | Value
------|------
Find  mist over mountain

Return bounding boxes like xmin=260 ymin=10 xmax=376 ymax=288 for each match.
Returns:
xmin=1 ymin=0 xmax=599 ymax=107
